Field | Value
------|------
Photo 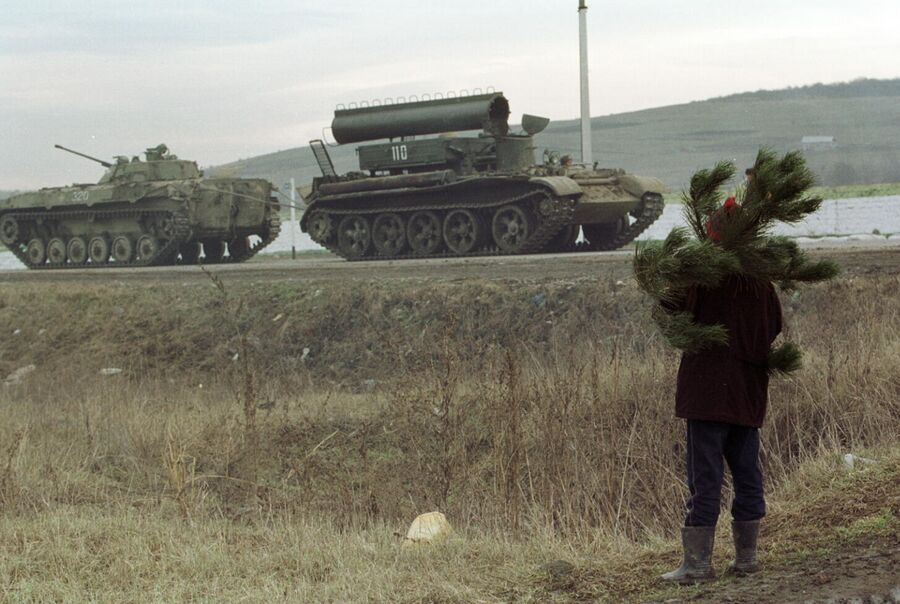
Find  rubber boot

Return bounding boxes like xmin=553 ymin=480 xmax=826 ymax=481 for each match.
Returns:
xmin=727 ymin=520 xmax=760 ymax=575
xmin=660 ymin=526 xmax=716 ymax=584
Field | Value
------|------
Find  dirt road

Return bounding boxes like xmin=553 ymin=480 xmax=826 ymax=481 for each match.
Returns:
xmin=677 ymin=536 xmax=900 ymax=604
xmin=1 ymin=244 xmax=897 ymax=286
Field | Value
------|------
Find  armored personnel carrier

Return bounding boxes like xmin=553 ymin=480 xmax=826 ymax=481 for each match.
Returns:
xmin=300 ymin=92 xmax=665 ymax=260
xmin=0 ymin=144 xmax=280 ymax=269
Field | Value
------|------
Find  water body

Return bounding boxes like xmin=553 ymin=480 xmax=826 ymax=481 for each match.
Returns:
xmin=2 ymin=196 xmax=899 ymax=270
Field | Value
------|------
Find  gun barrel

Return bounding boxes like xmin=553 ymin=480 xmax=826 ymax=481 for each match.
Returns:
xmin=54 ymin=144 xmax=113 ymax=168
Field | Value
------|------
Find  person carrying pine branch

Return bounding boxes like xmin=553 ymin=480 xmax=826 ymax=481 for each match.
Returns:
xmin=633 ymin=149 xmax=839 ymax=584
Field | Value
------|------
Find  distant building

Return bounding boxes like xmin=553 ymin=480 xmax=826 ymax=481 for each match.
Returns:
xmin=801 ymin=136 xmax=836 ymax=151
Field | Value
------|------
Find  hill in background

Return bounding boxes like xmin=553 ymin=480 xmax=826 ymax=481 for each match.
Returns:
xmin=207 ymin=78 xmax=900 ymax=194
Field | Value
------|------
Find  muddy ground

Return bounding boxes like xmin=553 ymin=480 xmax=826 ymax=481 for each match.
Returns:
xmin=662 ymin=535 xmax=900 ymax=603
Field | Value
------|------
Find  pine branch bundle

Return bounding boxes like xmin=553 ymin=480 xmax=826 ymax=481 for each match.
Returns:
xmin=684 ymin=161 xmax=735 ymax=238
xmin=633 ymin=228 xmax=739 ymax=302
xmin=650 ymin=306 xmax=729 ymax=353
xmin=767 ymin=342 xmax=803 ymax=376
xmin=633 ymin=148 xmax=839 ymax=374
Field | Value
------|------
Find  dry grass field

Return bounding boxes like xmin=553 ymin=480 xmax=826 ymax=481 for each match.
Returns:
xmin=0 ymin=252 xmax=898 ymax=602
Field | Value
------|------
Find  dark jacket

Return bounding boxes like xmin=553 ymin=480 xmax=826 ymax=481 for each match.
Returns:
xmin=671 ymin=275 xmax=783 ymax=428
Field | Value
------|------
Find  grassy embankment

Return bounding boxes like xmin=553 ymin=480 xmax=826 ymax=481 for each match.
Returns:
xmin=0 ymin=270 xmax=898 ymax=602
xmin=663 ymin=181 xmax=900 ymax=204
xmin=809 ymin=181 xmax=900 ymax=199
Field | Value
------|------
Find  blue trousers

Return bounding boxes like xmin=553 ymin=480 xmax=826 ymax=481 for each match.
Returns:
xmin=684 ymin=420 xmax=766 ymax=527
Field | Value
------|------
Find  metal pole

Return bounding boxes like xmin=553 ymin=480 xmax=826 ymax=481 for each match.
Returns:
xmin=289 ymin=177 xmax=297 ymax=260
xmin=578 ymin=0 xmax=593 ymax=165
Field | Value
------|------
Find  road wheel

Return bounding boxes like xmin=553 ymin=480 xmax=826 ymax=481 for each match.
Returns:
xmin=47 ymin=238 xmax=67 ymax=266
xmin=307 ymin=211 xmax=334 ymax=244
xmin=0 ymin=216 xmax=19 ymax=245
xmin=26 ymin=239 xmax=46 ymax=266
xmin=137 ymin=235 xmax=160 ymax=262
xmin=67 ymin=236 xmax=88 ymax=264
xmin=443 ymin=209 xmax=483 ymax=254
xmin=372 ymin=213 xmax=407 ymax=257
xmin=337 ymin=215 xmax=372 ymax=259
xmin=179 ymin=242 xmax=200 ymax=264
xmin=111 ymin=236 xmax=134 ymax=263
xmin=407 ymin=211 xmax=443 ymax=256
xmin=89 ymin=237 xmax=110 ymax=265
xmin=203 ymin=240 xmax=225 ymax=263
xmin=492 ymin=204 xmax=534 ymax=252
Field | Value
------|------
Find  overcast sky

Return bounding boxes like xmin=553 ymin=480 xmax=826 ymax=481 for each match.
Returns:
xmin=2 ymin=0 xmax=899 ymax=189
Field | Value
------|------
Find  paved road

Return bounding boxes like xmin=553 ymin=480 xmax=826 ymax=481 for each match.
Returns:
xmin=1 ymin=241 xmax=897 ymax=285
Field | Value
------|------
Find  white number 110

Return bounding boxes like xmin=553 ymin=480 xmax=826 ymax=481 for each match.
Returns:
xmin=391 ymin=145 xmax=408 ymax=161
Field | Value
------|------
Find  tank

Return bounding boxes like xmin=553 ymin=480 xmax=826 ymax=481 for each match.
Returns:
xmin=300 ymin=92 xmax=665 ymax=260
xmin=0 ymin=144 xmax=281 ymax=269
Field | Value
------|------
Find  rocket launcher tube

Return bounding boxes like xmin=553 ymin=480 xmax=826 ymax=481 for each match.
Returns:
xmin=331 ymin=93 xmax=511 ymax=144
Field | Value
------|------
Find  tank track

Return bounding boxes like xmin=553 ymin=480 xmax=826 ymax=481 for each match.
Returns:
xmin=5 ymin=208 xmax=191 ymax=269
xmin=222 ymin=210 xmax=282 ymax=263
xmin=311 ymin=189 xmax=576 ymax=261
xmin=558 ymin=194 xmax=665 ymax=253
